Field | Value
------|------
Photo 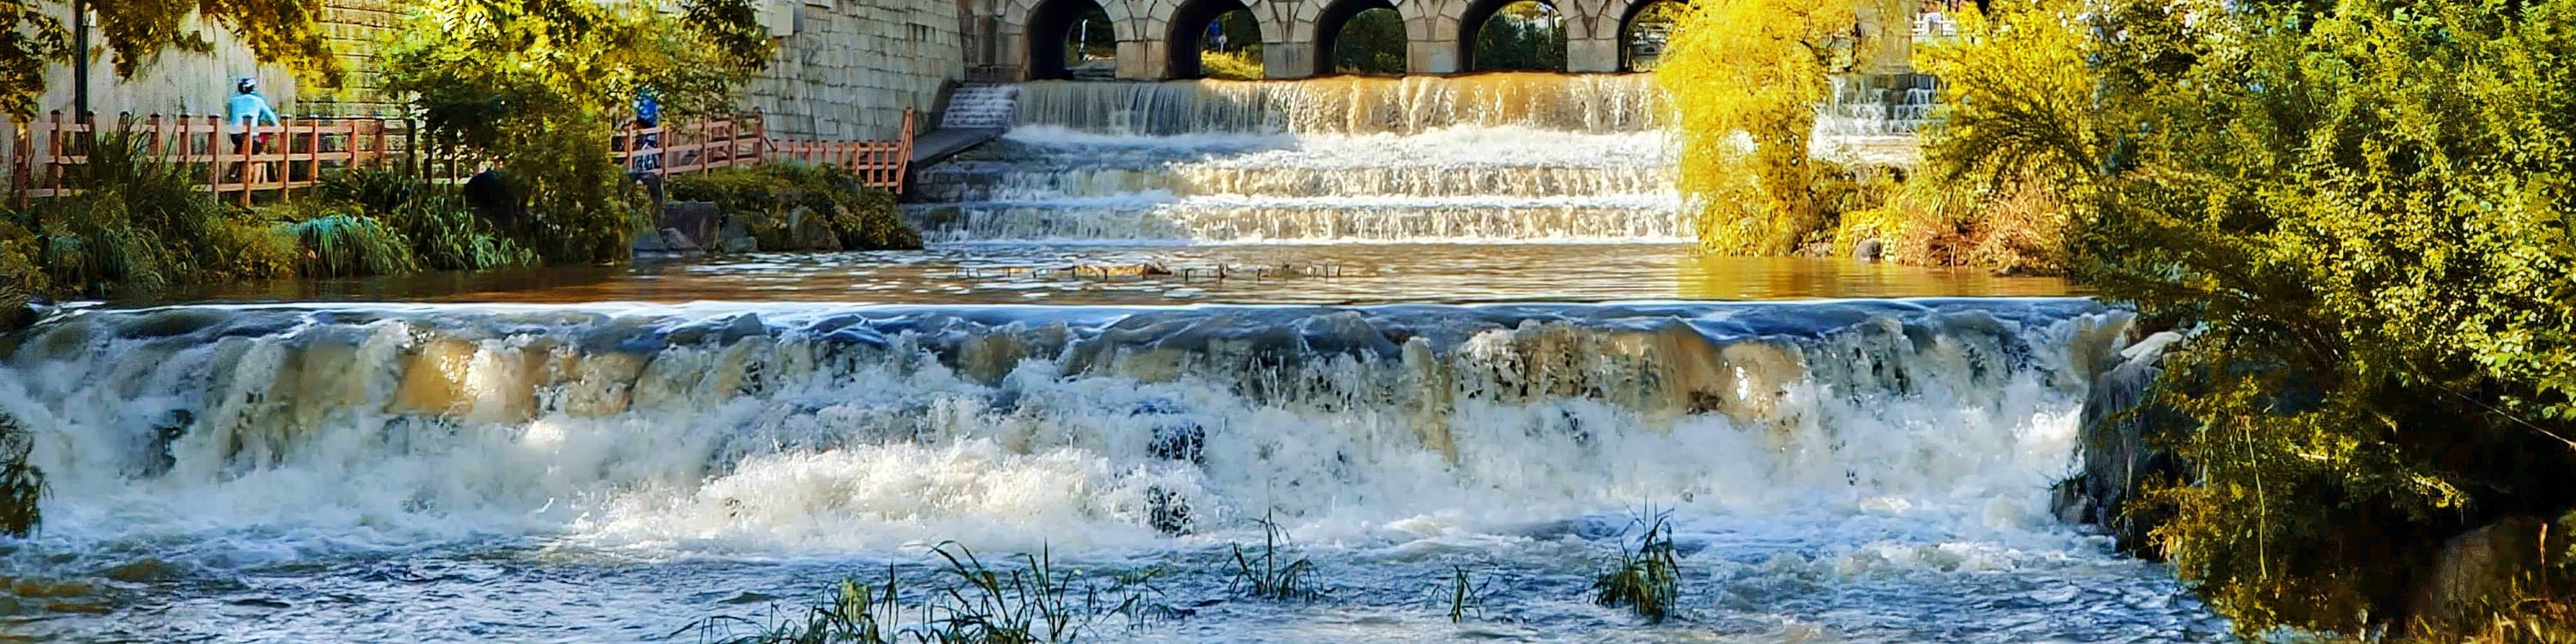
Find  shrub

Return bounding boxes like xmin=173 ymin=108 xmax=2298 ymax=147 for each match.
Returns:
xmin=318 ymin=168 xmax=538 ymax=271
xmin=1200 ymin=50 xmax=1266 ymax=82
xmin=1915 ymin=0 xmax=2576 ymax=635
xmin=25 ymin=118 xmax=299 ymax=295
xmin=668 ymin=163 xmax=922 ymax=252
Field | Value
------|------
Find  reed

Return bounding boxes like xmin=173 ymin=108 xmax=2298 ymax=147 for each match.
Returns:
xmin=1591 ymin=512 xmax=1680 ymax=623
xmin=1228 ymin=516 xmax=1319 ymax=601
xmin=692 ymin=542 xmax=1181 ymax=644
xmin=1446 ymin=565 xmax=1492 ymax=623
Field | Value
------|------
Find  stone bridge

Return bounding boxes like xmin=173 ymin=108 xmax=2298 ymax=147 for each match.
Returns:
xmin=966 ymin=0 xmax=1691 ymax=80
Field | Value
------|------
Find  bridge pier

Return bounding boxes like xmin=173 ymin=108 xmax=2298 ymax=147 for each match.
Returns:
xmin=981 ymin=0 xmax=1921 ymax=82
xmin=1566 ymin=37 xmax=1619 ymax=73
xmin=1409 ymin=40 xmax=1460 ymax=75
xmin=1262 ymin=40 xmax=1317 ymax=79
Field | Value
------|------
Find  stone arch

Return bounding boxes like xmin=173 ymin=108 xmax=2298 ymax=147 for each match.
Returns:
xmin=1614 ymin=0 xmax=1685 ymax=71
xmin=1453 ymin=0 xmax=1564 ymax=71
xmin=1024 ymin=0 xmax=1118 ymax=79
xmin=1164 ymin=0 xmax=1272 ymax=78
xmin=1311 ymin=0 xmax=1402 ymax=75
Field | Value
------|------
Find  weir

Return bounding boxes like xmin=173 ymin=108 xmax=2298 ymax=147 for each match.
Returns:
xmin=908 ymin=74 xmax=1686 ymax=244
xmin=6 ymin=299 xmax=2130 ymax=546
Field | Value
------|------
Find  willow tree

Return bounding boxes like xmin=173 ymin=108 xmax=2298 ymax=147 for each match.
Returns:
xmin=0 ymin=0 xmax=343 ymax=118
xmin=1655 ymin=0 xmax=1893 ymax=254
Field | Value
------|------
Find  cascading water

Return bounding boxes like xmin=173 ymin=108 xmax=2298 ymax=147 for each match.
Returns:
xmin=1 ymin=300 xmax=2220 ymax=641
xmin=0 ymin=70 xmax=2213 ymax=642
xmin=907 ymin=74 xmax=1692 ymax=244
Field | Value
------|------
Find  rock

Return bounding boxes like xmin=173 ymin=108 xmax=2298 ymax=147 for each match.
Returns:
xmin=717 ymin=215 xmax=756 ymax=253
xmin=2054 ymin=331 xmax=2190 ymax=558
xmin=631 ymin=228 xmax=672 ymax=254
xmin=659 ymin=201 xmax=721 ymax=249
xmin=1854 ymin=239 xmax=1886 ymax=263
xmin=461 ymin=170 xmax=526 ymax=234
xmin=659 ymin=228 xmax=702 ymax=253
xmin=1146 ymin=486 xmax=1193 ymax=536
xmin=788 ymin=208 xmax=842 ymax=252
xmin=2409 ymin=516 xmax=2550 ymax=635
xmin=1148 ymin=422 xmax=1206 ymax=465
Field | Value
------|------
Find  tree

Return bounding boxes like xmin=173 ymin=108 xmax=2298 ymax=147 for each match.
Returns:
xmin=378 ymin=0 xmax=772 ymax=264
xmin=1471 ymin=1 xmax=1566 ymax=71
xmin=1332 ymin=8 xmax=1406 ymax=75
xmin=1928 ymin=0 xmax=2576 ymax=635
xmin=0 ymin=0 xmax=343 ymax=118
xmin=1655 ymin=0 xmax=1880 ymax=254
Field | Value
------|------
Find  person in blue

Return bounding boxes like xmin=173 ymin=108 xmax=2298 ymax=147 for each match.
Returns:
xmin=633 ymin=88 xmax=661 ymax=173
xmin=227 ymin=77 xmax=280 ymax=149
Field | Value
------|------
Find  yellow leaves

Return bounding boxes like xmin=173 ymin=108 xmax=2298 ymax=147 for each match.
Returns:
xmin=1656 ymin=0 xmax=1887 ymax=254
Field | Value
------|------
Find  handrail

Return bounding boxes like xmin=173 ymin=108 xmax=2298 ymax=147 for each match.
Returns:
xmin=7 ymin=107 xmax=919 ymax=209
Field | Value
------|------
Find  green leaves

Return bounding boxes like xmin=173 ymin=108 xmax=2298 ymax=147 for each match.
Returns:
xmin=2021 ymin=0 xmax=2576 ymax=635
xmin=0 ymin=0 xmax=342 ymax=119
xmin=379 ymin=0 xmax=775 ymax=264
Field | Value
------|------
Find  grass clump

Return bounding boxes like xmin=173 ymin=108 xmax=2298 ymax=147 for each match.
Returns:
xmin=316 ymin=168 xmax=538 ymax=272
xmin=1228 ymin=516 xmax=1319 ymax=602
xmin=694 ymin=543 xmax=1180 ymax=644
xmin=668 ymin=162 xmax=922 ymax=252
xmin=1591 ymin=513 xmax=1680 ymax=623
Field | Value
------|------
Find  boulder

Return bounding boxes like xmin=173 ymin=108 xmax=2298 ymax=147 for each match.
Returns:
xmin=2409 ymin=516 xmax=2551 ymax=635
xmin=461 ymin=170 xmax=527 ymax=234
xmin=658 ymin=201 xmax=721 ymax=249
xmin=1854 ymin=239 xmax=1886 ymax=263
xmin=2053 ymin=331 xmax=2190 ymax=558
xmin=787 ymin=208 xmax=842 ymax=252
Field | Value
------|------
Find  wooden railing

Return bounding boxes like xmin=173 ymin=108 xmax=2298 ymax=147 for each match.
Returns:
xmin=5 ymin=112 xmax=405 ymax=207
xmin=6 ymin=108 xmax=917 ymax=208
xmin=617 ymin=108 xmax=915 ymax=193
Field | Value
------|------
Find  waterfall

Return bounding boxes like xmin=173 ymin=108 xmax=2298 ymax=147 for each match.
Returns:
xmin=909 ymin=73 xmax=1685 ymax=245
xmin=3 ymin=299 xmax=2132 ymax=556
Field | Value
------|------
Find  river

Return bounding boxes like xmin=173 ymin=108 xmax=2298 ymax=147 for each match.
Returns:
xmin=0 ymin=74 xmax=2223 ymax=641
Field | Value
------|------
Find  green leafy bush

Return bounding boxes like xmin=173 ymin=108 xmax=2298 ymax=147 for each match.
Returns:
xmin=1924 ymin=0 xmax=2576 ymax=636
xmin=668 ymin=163 xmax=923 ymax=252
xmin=319 ymin=168 xmax=538 ymax=272
xmin=26 ymin=118 xmax=299 ymax=295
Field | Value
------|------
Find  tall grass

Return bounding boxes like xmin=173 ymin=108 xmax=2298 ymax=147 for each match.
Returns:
xmin=1445 ymin=565 xmax=1492 ymax=623
xmin=288 ymin=215 xmax=419 ymax=277
xmin=1229 ymin=516 xmax=1319 ymax=601
xmin=694 ymin=543 xmax=1179 ymax=644
xmin=33 ymin=117 xmax=282 ymax=293
xmin=317 ymin=168 xmax=538 ymax=272
xmin=1592 ymin=513 xmax=1681 ymax=623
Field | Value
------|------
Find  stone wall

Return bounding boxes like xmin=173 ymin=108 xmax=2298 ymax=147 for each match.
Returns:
xmin=12 ymin=2 xmax=402 ymax=124
xmin=741 ymin=0 xmax=970 ymax=141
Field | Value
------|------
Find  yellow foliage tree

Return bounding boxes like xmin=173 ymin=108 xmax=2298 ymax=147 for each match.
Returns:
xmin=1655 ymin=0 xmax=1874 ymax=254
xmin=1915 ymin=0 xmax=2102 ymax=195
